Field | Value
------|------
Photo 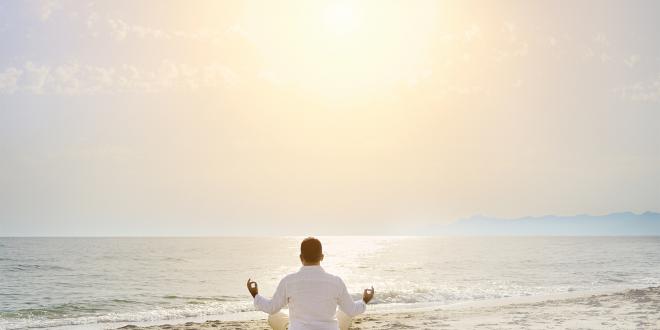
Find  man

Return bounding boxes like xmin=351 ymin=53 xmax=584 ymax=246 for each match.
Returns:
xmin=247 ymin=237 xmax=375 ymax=330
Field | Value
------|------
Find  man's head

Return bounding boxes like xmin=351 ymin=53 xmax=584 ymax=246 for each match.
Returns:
xmin=300 ymin=237 xmax=324 ymax=265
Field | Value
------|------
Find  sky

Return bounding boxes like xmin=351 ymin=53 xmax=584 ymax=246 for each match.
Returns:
xmin=1 ymin=0 xmax=659 ymax=236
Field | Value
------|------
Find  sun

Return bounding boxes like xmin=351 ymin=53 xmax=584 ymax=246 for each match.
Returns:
xmin=322 ymin=3 xmax=358 ymax=35
xmin=239 ymin=0 xmax=439 ymax=99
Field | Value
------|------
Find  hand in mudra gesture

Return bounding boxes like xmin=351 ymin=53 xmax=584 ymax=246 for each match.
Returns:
xmin=246 ymin=278 xmax=258 ymax=298
xmin=362 ymin=286 xmax=375 ymax=303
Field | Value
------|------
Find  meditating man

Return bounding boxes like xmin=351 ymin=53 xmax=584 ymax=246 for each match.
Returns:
xmin=247 ymin=237 xmax=375 ymax=330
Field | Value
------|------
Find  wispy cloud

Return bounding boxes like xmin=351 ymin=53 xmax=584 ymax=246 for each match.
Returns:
xmin=617 ymin=74 xmax=660 ymax=103
xmin=593 ymin=34 xmax=611 ymax=47
xmin=107 ymin=18 xmax=168 ymax=41
xmin=491 ymin=21 xmax=530 ymax=62
xmin=0 ymin=67 xmax=23 ymax=94
xmin=38 ymin=0 xmax=58 ymax=21
xmin=624 ymin=54 xmax=640 ymax=68
xmin=104 ymin=17 xmax=236 ymax=43
xmin=462 ymin=25 xmax=481 ymax=42
xmin=0 ymin=61 xmax=238 ymax=95
xmin=23 ymin=61 xmax=51 ymax=93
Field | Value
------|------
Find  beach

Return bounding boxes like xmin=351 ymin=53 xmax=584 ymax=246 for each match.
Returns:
xmin=3 ymin=237 xmax=660 ymax=329
xmin=118 ymin=286 xmax=660 ymax=329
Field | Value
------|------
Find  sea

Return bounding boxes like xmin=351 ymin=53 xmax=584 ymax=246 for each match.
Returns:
xmin=1 ymin=236 xmax=660 ymax=329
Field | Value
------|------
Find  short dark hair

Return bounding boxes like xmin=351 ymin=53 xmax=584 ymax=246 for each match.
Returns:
xmin=300 ymin=237 xmax=323 ymax=262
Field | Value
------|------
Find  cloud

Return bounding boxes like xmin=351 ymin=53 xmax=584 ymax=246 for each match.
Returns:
xmin=86 ymin=12 xmax=99 ymax=28
xmin=617 ymin=74 xmax=660 ymax=103
xmin=0 ymin=67 xmax=23 ymax=94
xmin=86 ymin=12 xmax=100 ymax=37
xmin=582 ymin=34 xmax=613 ymax=63
xmin=107 ymin=18 xmax=131 ymax=41
xmin=600 ymin=53 xmax=611 ymax=63
xmin=257 ymin=71 xmax=284 ymax=86
xmin=24 ymin=61 xmax=51 ymax=93
xmin=512 ymin=79 xmax=524 ymax=88
xmin=51 ymin=64 xmax=82 ymax=94
xmin=202 ymin=63 xmax=239 ymax=87
xmin=501 ymin=21 xmax=518 ymax=43
xmin=105 ymin=18 xmax=229 ymax=43
xmin=462 ymin=25 xmax=481 ymax=42
xmin=0 ymin=61 xmax=239 ymax=95
xmin=624 ymin=54 xmax=640 ymax=68
xmin=491 ymin=21 xmax=529 ymax=62
xmin=39 ymin=0 xmax=58 ymax=21
xmin=593 ymin=34 xmax=610 ymax=47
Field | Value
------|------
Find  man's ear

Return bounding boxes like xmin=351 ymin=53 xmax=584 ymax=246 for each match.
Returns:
xmin=300 ymin=254 xmax=305 ymax=263
xmin=320 ymin=254 xmax=324 ymax=262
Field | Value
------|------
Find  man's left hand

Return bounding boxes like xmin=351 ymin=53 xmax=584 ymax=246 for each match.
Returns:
xmin=247 ymin=278 xmax=258 ymax=298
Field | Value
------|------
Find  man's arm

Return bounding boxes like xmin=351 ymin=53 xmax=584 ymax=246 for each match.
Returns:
xmin=336 ymin=279 xmax=369 ymax=317
xmin=251 ymin=278 xmax=287 ymax=315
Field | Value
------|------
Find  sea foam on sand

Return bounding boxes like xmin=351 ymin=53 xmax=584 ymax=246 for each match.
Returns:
xmin=118 ymin=286 xmax=660 ymax=329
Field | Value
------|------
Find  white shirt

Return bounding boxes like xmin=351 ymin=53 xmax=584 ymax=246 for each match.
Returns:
xmin=253 ymin=265 xmax=366 ymax=330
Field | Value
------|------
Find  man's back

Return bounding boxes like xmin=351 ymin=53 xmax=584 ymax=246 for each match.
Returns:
xmin=249 ymin=237 xmax=374 ymax=330
xmin=254 ymin=266 xmax=366 ymax=330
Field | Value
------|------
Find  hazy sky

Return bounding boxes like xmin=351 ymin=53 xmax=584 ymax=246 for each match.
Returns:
xmin=1 ymin=0 xmax=659 ymax=236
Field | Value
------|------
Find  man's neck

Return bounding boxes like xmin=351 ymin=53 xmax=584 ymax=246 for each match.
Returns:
xmin=302 ymin=263 xmax=321 ymax=266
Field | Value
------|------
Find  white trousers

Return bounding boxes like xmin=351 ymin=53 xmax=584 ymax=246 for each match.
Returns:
xmin=267 ymin=310 xmax=353 ymax=330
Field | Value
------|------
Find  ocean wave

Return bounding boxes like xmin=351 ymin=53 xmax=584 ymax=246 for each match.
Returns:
xmin=162 ymin=295 xmax=235 ymax=302
xmin=367 ymin=288 xmax=475 ymax=305
xmin=4 ymin=284 xmax=660 ymax=330
xmin=162 ymin=257 xmax=187 ymax=262
xmin=111 ymin=299 xmax=140 ymax=304
xmin=0 ymin=300 xmax=254 ymax=330
xmin=364 ymin=285 xmax=573 ymax=306
xmin=3 ymin=264 xmax=74 ymax=272
xmin=0 ymin=304 xmax=105 ymax=320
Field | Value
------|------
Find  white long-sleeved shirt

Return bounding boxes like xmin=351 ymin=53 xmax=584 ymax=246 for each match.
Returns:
xmin=253 ymin=265 xmax=366 ymax=330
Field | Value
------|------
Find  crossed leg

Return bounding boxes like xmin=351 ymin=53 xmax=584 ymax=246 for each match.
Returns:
xmin=268 ymin=310 xmax=352 ymax=330
xmin=267 ymin=312 xmax=289 ymax=330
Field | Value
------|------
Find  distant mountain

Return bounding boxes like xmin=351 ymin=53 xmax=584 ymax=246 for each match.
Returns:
xmin=427 ymin=212 xmax=660 ymax=236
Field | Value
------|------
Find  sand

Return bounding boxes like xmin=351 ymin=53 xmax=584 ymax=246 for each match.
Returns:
xmin=117 ymin=286 xmax=660 ymax=329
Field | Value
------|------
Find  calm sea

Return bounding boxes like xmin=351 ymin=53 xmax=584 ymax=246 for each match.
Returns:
xmin=1 ymin=237 xmax=659 ymax=329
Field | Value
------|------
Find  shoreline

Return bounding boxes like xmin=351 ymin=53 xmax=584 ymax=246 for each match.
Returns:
xmin=113 ymin=286 xmax=660 ymax=329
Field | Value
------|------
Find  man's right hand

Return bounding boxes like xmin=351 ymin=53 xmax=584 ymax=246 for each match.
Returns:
xmin=363 ymin=286 xmax=374 ymax=304
xmin=247 ymin=278 xmax=258 ymax=298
